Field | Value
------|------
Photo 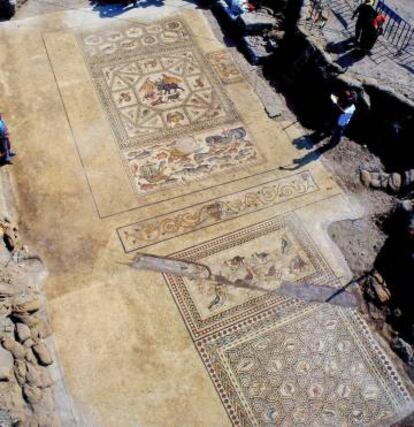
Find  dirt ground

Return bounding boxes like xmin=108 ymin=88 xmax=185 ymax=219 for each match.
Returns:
xmin=324 ymin=137 xmax=395 ymax=277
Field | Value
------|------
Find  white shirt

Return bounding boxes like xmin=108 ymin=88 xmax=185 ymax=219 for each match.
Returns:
xmin=337 ymin=104 xmax=356 ymax=127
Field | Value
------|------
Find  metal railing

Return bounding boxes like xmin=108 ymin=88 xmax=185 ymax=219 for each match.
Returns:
xmin=374 ymin=1 xmax=413 ymax=54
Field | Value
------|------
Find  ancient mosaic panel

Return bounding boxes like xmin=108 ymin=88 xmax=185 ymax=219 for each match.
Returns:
xmin=78 ymin=18 xmax=263 ymax=196
xmin=118 ymin=171 xmax=319 ymax=251
xmin=123 ymin=124 xmax=259 ymax=194
xmin=81 ymin=19 xmax=192 ymax=58
xmin=80 ymin=19 xmax=240 ymax=149
xmin=164 ymin=213 xmax=337 ymax=339
xmin=198 ymin=305 xmax=413 ymax=426
xmin=207 ymin=50 xmax=244 ymax=84
xmin=163 ymin=212 xmax=413 ymax=425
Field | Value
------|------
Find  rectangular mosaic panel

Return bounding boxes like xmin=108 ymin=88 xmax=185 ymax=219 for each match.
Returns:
xmin=80 ymin=19 xmax=240 ymax=149
xmin=164 ymin=213 xmax=337 ymax=340
xmin=198 ymin=305 xmax=413 ymax=427
xmin=78 ymin=18 xmax=264 ymax=197
xmin=123 ymin=124 xmax=259 ymax=194
xmin=207 ymin=49 xmax=244 ymax=84
xmin=118 ymin=170 xmax=319 ymax=251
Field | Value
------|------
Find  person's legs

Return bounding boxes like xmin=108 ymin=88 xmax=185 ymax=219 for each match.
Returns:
xmin=355 ymin=20 xmax=362 ymax=42
xmin=1 ymin=138 xmax=15 ymax=163
xmin=0 ymin=138 xmax=7 ymax=164
xmin=7 ymin=139 xmax=15 ymax=158
xmin=324 ymin=125 xmax=344 ymax=150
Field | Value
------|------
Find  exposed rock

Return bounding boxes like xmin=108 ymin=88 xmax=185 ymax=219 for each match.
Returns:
xmin=28 ymin=418 xmax=40 ymax=427
xmin=14 ymin=359 xmax=27 ymax=385
xmin=24 ymin=338 xmax=35 ymax=348
xmin=32 ymin=388 xmax=55 ymax=413
xmin=242 ymin=35 xmax=273 ymax=64
xmin=25 ymin=363 xmax=42 ymax=387
xmin=12 ymin=297 xmax=42 ymax=315
xmin=15 ymin=322 xmax=31 ymax=343
xmin=0 ymin=345 xmax=14 ymax=381
xmin=1 ymin=336 xmax=26 ymax=360
xmin=38 ymin=367 xmax=53 ymax=389
xmin=30 ymin=319 xmax=52 ymax=340
xmin=391 ymin=337 xmax=414 ymax=367
xmin=360 ymin=168 xmax=414 ymax=194
xmin=0 ymin=218 xmax=21 ymax=253
xmin=0 ymin=214 xmax=58 ymax=425
xmin=25 ymin=347 xmax=37 ymax=364
xmin=0 ymin=380 xmax=25 ymax=424
xmin=12 ymin=313 xmax=40 ymax=328
xmin=23 ymin=383 xmax=43 ymax=404
xmin=32 ymin=344 xmax=53 ymax=366
xmin=24 ymin=362 xmax=52 ymax=389
xmin=371 ymin=272 xmax=391 ymax=304
xmin=360 ymin=169 xmax=402 ymax=192
xmin=0 ymin=299 xmax=12 ymax=317
xmin=0 ymin=283 xmax=18 ymax=297
xmin=238 ymin=11 xmax=278 ymax=33
xmin=265 ymin=28 xmax=285 ymax=42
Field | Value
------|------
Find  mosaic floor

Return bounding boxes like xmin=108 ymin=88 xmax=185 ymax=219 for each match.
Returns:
xmin=164 ymin=213 xmax=412 ymax=426
xmin=1 ymin=5 xmax=413 ymax=426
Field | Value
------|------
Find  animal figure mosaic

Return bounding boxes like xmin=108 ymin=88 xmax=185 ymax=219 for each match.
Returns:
xmin=125 ymin=126 xmax=258 ymax=194
xmin=81 ymin=19 xmax=246 ymax=196
xmin=207 ymin=50 xmax=244 ymax=84
xmin=185 ymin=229 xmax=314 ymax=315
xmin=118 ymin=171 xmax=319 ymax=251
xmin=97 ymin=48 xmax=238 ymax=143
xmin=139 ymin=74 xmax=184 ymax=105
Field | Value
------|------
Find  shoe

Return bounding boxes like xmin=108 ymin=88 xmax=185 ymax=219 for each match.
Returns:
xmin=9 ymin=152 xmax=16 ymax=157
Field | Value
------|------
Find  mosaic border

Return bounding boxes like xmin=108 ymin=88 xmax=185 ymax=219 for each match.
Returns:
xmin=117 ymin=170 xmax=320 ymax=252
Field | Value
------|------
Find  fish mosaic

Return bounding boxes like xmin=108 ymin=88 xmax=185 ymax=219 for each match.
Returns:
xmin=125 ymin=126 xmax=259 ymax=194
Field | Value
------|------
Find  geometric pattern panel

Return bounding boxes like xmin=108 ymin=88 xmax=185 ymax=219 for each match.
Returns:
xmin=118 ymin=170 xmax=319 ymax=251
xmin=81 ymin=19 xmax=192 ymax=58
xmin=80 ymin=20 xmax=240 ymax=150
xmin=198 ymin=305 xmax=413 ymax=426
xmin=102 ymin=49 xmax=236 ymax=141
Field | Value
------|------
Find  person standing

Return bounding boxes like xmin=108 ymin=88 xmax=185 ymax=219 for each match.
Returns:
xmin=0 ymin=113 xmax=15 ymax=165
xmin=325 ymin=90 xmax=357 ymax=148
xmin=352 ymin=0 xmax=377 ymax=44
xmin=360 ymin=12 xmax=385 ymax=52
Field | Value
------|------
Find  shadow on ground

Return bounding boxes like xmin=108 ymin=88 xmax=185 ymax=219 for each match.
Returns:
xmin=89 ymin=0 xmax=205 ymax=17
xmin=89 ymin=0 xmax=163 ymax=17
